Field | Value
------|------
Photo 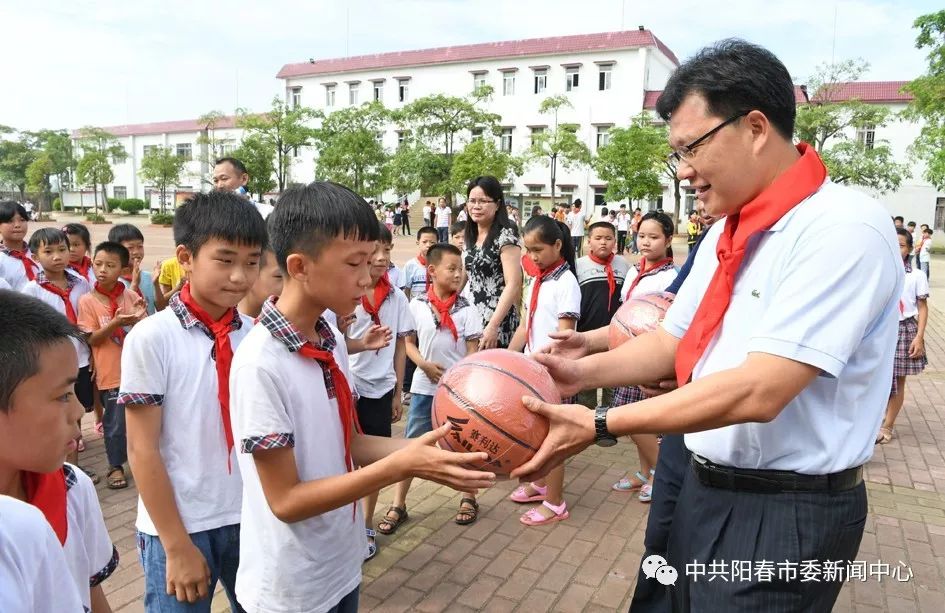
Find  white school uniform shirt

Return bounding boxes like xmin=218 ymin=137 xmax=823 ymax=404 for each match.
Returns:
xmin=435 ymin=206 xmax=451 ymax=228
xmin=402 ymin=256 xmax=428 ymax=297
xmin=253 ymin=200 xmax=274 ymax=220
xmin=0 ymin=495 xmax=85 ymax=613
xmin=900 ymin=265 xmax=930 ymax=321
xmin=60 ymin=463 xmax=119 ymax=610
xmin=0 ymin=246 xmax=41 ymax=291
xmin=918 ymin=237 xmax=931 ymax=263
xmin=118 ymin=294 xmax=251 ymax=535
xmin=408 ymin=293 xmax=484 ymax=395
xmin=621 ymin=260 xmax=678 ymax=302
xmin=569 ymin=210 xmax=587 ymax=237
xmin=347 ymin=286 xmax=415 ymax=398
xmin=616 ymin=212 xmax=630 ymax=232
xmin=422 ymin=205 xmax=432 ymax=221
xmin=231 ymin=300 xmax=364 ymax=613
xmin=523 ymin=262 xmax=582 ymax=355
xmin=662 ymin=181 xmax=902 ymax=475
xmin=21 ymin=270 xmax=92 ymax=368
xmin=387 ymin=263 xmax=407 ymax=290
xmin=0 ymin=277 xmax=9 ymax=290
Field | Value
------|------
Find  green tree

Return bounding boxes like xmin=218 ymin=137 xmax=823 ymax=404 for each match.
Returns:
xmin=231 ymin=135 xmax=277 ymax=199
xmin=386 ymin=141 xmax=447 ymax=197
xmin=593 ymin=115 xmax=668 ymax=213
xmin=795 ymin=59 xmax=909 ymax=193
xmin=237 ymin=97 xmax=317 ymax=192
xmin=450 ymin=137 xmax=524 ymax=195
xmin=394 ymin=86 xmax=500 ymax=200
xmin=0 ymin=137 xmax=36 ymax=200
xmin=195 ymin=110 xmax=227 ymax=187
xmin=138 ymin=146 xmax=185 ymax=214
xmin=26 ymin=129 xmax=76 ymax=200
xmin=75 ymin=151 xmax=114 ymax=214
xmin=312 ymin=102 xmax=390 ymax=196
xmin=527 ymin=96 xmax=592 ymax=202
xmin=76 ymin=127 xmax=127 ymax=212
xmin=26 ymin=152 xmax=54 ymax=209
xmin=903 ymin=10 xmax=945 ymax=190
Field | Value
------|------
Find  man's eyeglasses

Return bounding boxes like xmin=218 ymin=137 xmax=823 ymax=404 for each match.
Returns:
xmin=666 ymin=111 xmax=750 ymax=166
xmin=467 ymin=198 xmax=496 ymax=205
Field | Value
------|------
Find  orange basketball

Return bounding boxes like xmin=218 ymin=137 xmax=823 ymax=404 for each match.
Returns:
xmin=608 ymin=291 xmax=675 ymax=349
xmin=432 ymin=349 xmax=558 ymax=475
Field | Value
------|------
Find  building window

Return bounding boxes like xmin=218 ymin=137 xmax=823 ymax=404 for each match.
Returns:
xmin=373 ymin=81 xmax=384 ymax=102
xmin=594 ymin=187 xmax=607 ymax=208
xmin=325 ymin=85 xmax=336 ymax=107
xmin=397 ymin=131 xmax=409 ymax=148
xmin=530 ymin=126 xmax=545 ymax=145
xmin=219 ymin=140 xmax=235 ymax=156
xmin=397 ymin=78 xmax=410 ymax=102
xmin=502 ymin=72 xmax=515 ymax=96
xmin=348 ymin=83 xmax=359 ymax=105
xmin=566 ymin=67 xmax=580 ymax=91
xmin=534 ymin=69 xmax=548 ymax=94
xmin=685 ymin=190 xmax=697 ymax=212
xmin=375 ymin=131 xmax=384 ymax=144
xmin=595 ymin=126 xmax=611 ymax=149
xmin=471 ymin=127 xmax=483 ymax=140
xmin=111 ymin=153 xmax=123 ymax=164
xmin=472 ymin=72 xmax=487 ymax=90
xmin=142 ymin=145 xmax=157 ymax=157
xmin=856 ymin=124 xmax=876 ymax=150
xmin=113 ymin=186 xmax=127 ymax=199
xmin=598 ymin=64 xmax=613 ymax=91
xmin=175 ymin=143 xmax=192 ymax=160
xmin=500 ymin=128 xmax=513 ymax=153
xmin=528 ymin=185 xmax=542 ymax=195
xmin=290 ymin=87 xmax=302 ymax=109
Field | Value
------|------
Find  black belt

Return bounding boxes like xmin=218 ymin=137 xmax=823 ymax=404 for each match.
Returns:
xmin=690 ymin=455 xmax=863 ymax=493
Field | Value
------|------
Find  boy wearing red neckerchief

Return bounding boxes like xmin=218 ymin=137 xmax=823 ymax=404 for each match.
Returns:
xmin=77 ymin=241 xmax=146 ymax=492
xmin=0 ymin=291 xmax=117 ymax=612
xmin=0 ymin=200 xmax=40 ymax=290
xmin=401 ymin=226 xmax=438 ymax=300
xmin=119 ymin=192 xmax=268 ymax=611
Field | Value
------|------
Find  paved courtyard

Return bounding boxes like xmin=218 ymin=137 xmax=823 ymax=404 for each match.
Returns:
xmin=33 ymin=213 xmax=945 ymax=612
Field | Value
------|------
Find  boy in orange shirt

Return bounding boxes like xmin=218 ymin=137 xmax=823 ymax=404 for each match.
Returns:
xmin=78 ymin=242 xmax=146 ymax=490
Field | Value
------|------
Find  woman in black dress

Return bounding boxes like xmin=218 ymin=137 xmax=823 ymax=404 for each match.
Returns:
xmin=463 ymin=176 xmax=523 ymax=349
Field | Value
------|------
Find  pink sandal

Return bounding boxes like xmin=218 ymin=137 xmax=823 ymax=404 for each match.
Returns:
xmin=509 ymin=482 xmax=548 ymax=503
xmin=520 ymin=500 xmax=569 ymax=526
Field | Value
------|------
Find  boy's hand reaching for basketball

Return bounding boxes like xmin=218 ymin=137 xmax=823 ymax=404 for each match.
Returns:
xmin=510 ymin=396 xmax=595 ymax=482
xmin=395 ymin=423 xmax=496 ymax=491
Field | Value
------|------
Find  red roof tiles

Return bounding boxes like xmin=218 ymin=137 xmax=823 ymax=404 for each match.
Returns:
xmin=277 ymin=30 xmax=679 ymax=79
xmin=70 ymin=115 xmax=241 ymax=138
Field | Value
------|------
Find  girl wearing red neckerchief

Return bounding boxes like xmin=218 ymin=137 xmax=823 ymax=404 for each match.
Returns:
xmin=612 ymin=211 xmax=678 ymax=502
xmin=508 ymin=216 xmax=582 ymax=526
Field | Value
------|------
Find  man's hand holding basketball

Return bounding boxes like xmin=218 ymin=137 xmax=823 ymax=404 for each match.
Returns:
xmin=510 ymin=396 xmax=595 ymax=482
xmin=394 ymin=423 xmax=496 ymax=491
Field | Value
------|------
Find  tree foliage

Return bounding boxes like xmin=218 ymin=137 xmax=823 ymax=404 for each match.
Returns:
xmin=0 ymin=137 xmax=35 ymax=199
xmin=903 ymin=10 xmax=945 ymax=190
xmin=76 ymin=127 xmax=126 ymax=212
xmin=386 ymin=141 xmax=448 ymax=197
xmin=75 ymin=151 xmax=114 ymax=214
xmin=26 ymin=152 xmax=54 ymax=206
xmin=232 ymin=135 xmax=277 ymax=199
xmin=450 ymin=137 xmax=524 ymax=195
xmin=195 ymin=110 xmax=227 ymax=187
xmin=238 ymin=98 xmax=317 ymax=192
xmin=312 ymin=102 xmax=390 ymax=196
xmin=594 ymin=115 xmax=667 ymax=206
xmin=138 ymin=146 xmax=185 ymax=213
xmin=26 ymin=129 xmax=75 ymax=195
xmin=526 ymin=96 xmax=591 ymax=201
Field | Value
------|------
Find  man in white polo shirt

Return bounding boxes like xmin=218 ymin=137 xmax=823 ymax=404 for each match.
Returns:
xmin=518 ymin=39 xmax=902 ymax=612
xmin=212 ymin=157 xmax=274 ymax=219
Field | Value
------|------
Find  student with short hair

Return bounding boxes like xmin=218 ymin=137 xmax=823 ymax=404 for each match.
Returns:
xmin=0 ymin=200 xmax=40 ymax=289
xmin=120 ymin=192 xmax=268 ymax=611
xmin=230 ymin=182 xmax=495 ymax=612
xmin=0 ymin=291 xmax=118 ymax=612
xmin=63 ymin=222 xmax=96 ymax=285
xmin=238 ymin=248 xmax=284 ymax=319
xmin=918 ymin=227 xmax=933 ymax=279
xmin=435 ymin=197 xmax=452 ymax=243
xmin=402 ymin=226 xmax=439 ymax=299
xmin=450 ymin=221 xmax=466 ymax=249
xmin=109 ymin=223 xmax=160 ymax=314
xmin=566 ymin=199 xmax=588 ymax=256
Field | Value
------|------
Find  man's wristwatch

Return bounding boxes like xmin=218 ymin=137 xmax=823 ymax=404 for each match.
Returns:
xmin=594 ymin=406 xmax=617 ymax=447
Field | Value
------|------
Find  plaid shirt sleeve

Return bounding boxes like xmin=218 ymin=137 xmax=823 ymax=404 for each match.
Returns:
xmin=231 ymin=362 xmax=296 ymax=455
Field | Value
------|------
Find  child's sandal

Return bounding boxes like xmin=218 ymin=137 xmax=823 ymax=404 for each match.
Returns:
xmin=376 ymin=506 xmax=408 ymax=535
xmin=364 ymin=528 xmax=378 ymax=562
xmin=520 ymin=500 xmax=569 ymax=526
xmin=455 ymin=497 xmax=479 ymax=525
xmin=612 ymin=471 xmax=650 ymax=492
xmin=509 ymin=482 xmax=547 ymax=503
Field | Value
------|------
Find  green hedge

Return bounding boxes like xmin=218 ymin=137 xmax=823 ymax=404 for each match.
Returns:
xmin=109 ymin=198 xmax=147 ymax=215
xmin=85 ymin=213 xmax=106 ymax=223
xmin=150 ymin=212 xmax=174 ymax=225
xmin=52 ymin=197 xmax=62 ymax=211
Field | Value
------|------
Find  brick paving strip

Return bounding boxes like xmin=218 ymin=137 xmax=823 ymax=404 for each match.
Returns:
xmin=31 ymin=216 xmax=945 ymax=611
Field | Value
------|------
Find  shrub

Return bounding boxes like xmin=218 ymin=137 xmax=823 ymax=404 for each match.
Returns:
xmin=117 ymin=198 xmax=146 ymax=215
xmin=52 ymin=197 xmax=62 ymax=211
xmin=85 ymin=213 xmax=106 ymax=223
xmin=150 ymin=212 xmax=174 ymax=225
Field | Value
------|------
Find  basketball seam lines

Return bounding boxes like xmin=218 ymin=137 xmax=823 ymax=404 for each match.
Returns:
xmin=448 ymin=362 xmax=549 ymax=400
xmin=441 ymin=383 xmax=540 ymax=452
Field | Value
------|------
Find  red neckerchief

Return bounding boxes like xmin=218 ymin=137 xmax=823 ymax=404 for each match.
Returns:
xmin=521 ymin=254 xmax=541 ymax=277
xmin=22 ymin=469 xmax=68 ymax=546
xmin=526 ymin=259 xmax=565 ymax=351
xmin=625 ymin=257 xmax=674 ymax=299
xmin=417 ymin=255 xmax=431 ymax=290
xmin=95 ymin=282 xmax=128 ymax=343
xmin=675 ymin=143 xmax=827 ymax=386
xmin=70 ymin=256 xmax=92 ymax=280
xmin=178 ymin=283 xmax=237 ymax=471
xmin=39 ymin=277 xmax=77 ymax=324
xmin=589 ymin=251 xmax=617 ymax=309
xmin=296 ymin=341 xmax=361 ymax=519
xmin=427 ymin=286 xmax=459 ymax=341
xmin=361 ymin=273 xmax=392 ymax=326
xmin=4 ymin=246 xmax=37 ymax=281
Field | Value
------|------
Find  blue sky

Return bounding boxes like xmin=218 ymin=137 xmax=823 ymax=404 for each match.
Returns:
xmin=1 ymin=0 xmax=939 ymax=131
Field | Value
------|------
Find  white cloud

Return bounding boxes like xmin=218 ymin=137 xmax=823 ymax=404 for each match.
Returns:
xmin=0 ymin=0 xmax=936 ymax=131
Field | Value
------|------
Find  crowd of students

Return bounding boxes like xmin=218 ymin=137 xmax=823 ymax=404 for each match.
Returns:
xmin=0 ymin=164 xmax=935 ymax=611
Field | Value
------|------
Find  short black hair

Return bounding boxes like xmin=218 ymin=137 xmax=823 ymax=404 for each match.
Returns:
xmin=268 ymin=181 xmax=380 ymax=270
xmin=450 ymin=221 xmax=466 ymax=235
xmin=61 ymin=223 xmax=91 ymax=251
xmin=259 ymin=247 xmax=275 ymax=269
xmin=907 ymin=221 xmax=917 ymax=228
xmin=894 ymin=216 xmax=905 ymax=223
xmin=215 ymin=157 xmax=248 ymax=175
xmin=174 ymin=191 xmax=267 ymax=256
xmin=0 ymin=200 xmax=28 ymax=223
xmin=523 ymin=215 xmax=576 ymax=272
xmin=378 ymin=223 xmax=393 ymax=244
xmin=923 ymin=228 xmax=933 ymax=236
xmin=416 ymin=226 xmax=438 ymax=240
xmin=28 ymin=228 xmax=68 ymax=253
xmin=427 ymin=243 xmax=462 ymax=265
xmin=897 ymin=227 xmax=914 ymax=250
xmin=108 ymin=223 xmax=145 ymax=245
xmin=639 ymin=211 xmax=676 ymax=259
xmin=93 ymin=241 xmax=131 ymax=268
xmin=0 ymin=290 xmax=80 ymax=411
xmin=656 ymin=39 xmax=796 ymax=139
xmin=573 ymin=199 xmax=582 ymax=208
xmin=588 ymin=221 xmax=616 ymax=235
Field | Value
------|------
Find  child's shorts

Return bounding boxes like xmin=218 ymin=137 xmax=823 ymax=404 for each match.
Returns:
xmin=75 ymin=365 xmax=94 ymax=411
xmin=356 ymin=389 xmax=394 ymax=437
xmin=405 ymin=394 xmax=434 ymax=438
